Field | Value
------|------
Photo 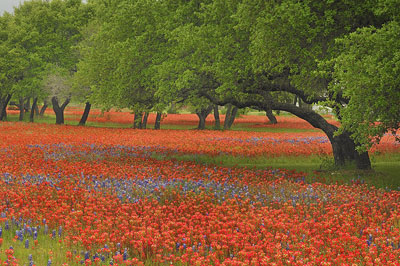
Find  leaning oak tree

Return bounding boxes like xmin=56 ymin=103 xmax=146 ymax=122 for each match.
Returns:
xmin=195 ymin=0 xmax=394 ymax=169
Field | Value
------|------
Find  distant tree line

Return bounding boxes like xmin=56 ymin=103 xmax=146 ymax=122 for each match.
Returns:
xmin=0 ymin=0 xmax=399 ymax=169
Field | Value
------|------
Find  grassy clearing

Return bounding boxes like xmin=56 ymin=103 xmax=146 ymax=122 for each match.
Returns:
xmin=152 ymin=152 xmax=400 ymax=190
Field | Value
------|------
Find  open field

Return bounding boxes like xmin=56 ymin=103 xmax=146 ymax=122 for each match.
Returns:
xmin=1 ymin=112 xmax=400 ymax=265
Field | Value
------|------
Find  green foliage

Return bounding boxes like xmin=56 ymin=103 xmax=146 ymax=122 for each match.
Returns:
xmin=0 ymin=0 xmax=91 ymax=106
xmin=77 ymin=0 xmax=170 ymax=113
xmin=332 ymin=21 xmax=400 ymax=150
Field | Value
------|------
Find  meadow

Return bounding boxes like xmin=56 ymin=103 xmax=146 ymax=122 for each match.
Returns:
xmin=1 ymin=109 xmax=400 ymax=265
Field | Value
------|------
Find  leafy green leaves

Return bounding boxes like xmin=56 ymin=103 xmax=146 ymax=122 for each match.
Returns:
xmin=332 ymin=21 xmax=400 ymax=150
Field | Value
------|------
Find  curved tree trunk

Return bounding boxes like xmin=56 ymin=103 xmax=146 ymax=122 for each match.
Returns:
xmin=201 ymin=91 xmax=370 ymax=170
xmin=29 ymin=97 xmax=38 ymax=123
xmin=223 ymin=104 xmax=232 ymax=129
xmin=228 ymin=106 xmax=238 ymax=128
xmin=266 ymin=108 xmax=277 ymax=124
xmin=52 ymin=96 xmax=70 ymax=125
xmin=196 ymin=105 xmax=213 ymax=130
xmin=223 ymin=105 xmax=238 ymax=129
xmin=213 ymin=105 xmax=220 ymax=129
xmin=78 ymin=102 xmax=91 ymax=126
xmin=154 ymin=112 xmax=162 ymax=130
xmin=271 ymin=102 xmax=371 ymax=169
xmin=39 ymin=100 xmax=48 ymax=117
xmin=0 ymin=94 xmax=12 ymax=121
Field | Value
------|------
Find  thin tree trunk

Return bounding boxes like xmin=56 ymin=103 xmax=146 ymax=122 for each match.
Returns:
xmin=25 ymin=97 xmax=31 ymax=114
xmin=29 ymin=97 xmax=38 ymax=123
xmin=228 ymin=106 xmax=238 ymax=128
xmin=223 ymin=104 xmax=232 ymax=129
xmin=133 ymin=112 xmax=143 ymax=129
xmin=154 ymin=112 xmax=162 ymax=130
xmin=213 ymin=105 xmax=220 ymax=129
xmin=34 ymin=102 xmax=39 ymax=116
xmin=0 ymin=94 xmax=12 ymax=121
xmin=39 ymin=100 xmax=48 ymax=117
xmin=18 ymin=97 xmax=25 ymax=121
xmin=78 ymin=102 xmax=91 ymax=126
xmin=266 ymin=108 xmax=277 ymax=124
xmin=142 ymin=112 xmax=149 ymax=129
xmin=52 ymin=96 xmax=70 ymax=125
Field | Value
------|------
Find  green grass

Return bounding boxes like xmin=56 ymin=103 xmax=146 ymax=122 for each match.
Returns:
xmin=0 ymin=226 xmax=71 ymax=265
xmin=151 ymin=152 xmax=400 ymax=190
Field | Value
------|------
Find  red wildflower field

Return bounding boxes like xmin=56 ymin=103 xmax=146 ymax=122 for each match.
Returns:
xmin=0 ymin=122 xmax=400 ymax=265
xmin=7 ymin=107 xmax=339 ymax=129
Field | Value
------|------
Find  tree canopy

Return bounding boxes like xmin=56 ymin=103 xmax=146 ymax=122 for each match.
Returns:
xmin=0 ymin=0 xmax=398 ymax=169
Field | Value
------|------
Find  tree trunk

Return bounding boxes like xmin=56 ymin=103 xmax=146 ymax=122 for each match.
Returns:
xmin=39 ymin=100 xmax=48 ymax=117
xmin=154 ymin=112 xmax=162 ymax=130
xmin=25 ymin=97 xmax=31 ymax=114
xmin=330 ymin=132 xmax=372 ymax=169
xmin=52 ymin=96 xmax=70 ymax=125
xmin=0 ymin=94 xmax=12 ymax=121
xmin=133 ymin=112 xmax=143 ymax=129
xmin=228 ymin=106 xmax=238 ymax=128
xmin=202 ymin=92 xmax=371 ymax=170
xmin=18 ymin=97 xmax=25 ymax=121
xmin=196 ymin=105 xmax=213 ymax=130
xmin=213 ymin=105 xmax=220 ymax=129
xmin=270 ymin=102 xmax=371 ymax=169
xmin=196 ymin=113 xmax=206 ymax=130
xmin=266 ymin=108 xmax=277 ymax=124
xmin=78 ymin=102 xmax=91 ymax=126
xmin=223 ymin=104 xmax=233 ymax=129
xmin=142 ymin=112 xmax=149 ymax=129
xmin=34 ymin=102 xmax=39 ymax=116
xmin=29 ymin=97 xmax=38 ymax=123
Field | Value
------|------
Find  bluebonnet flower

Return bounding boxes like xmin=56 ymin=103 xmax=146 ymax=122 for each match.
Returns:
xmin=123 ymin=248 xmax=128 ymax=260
